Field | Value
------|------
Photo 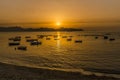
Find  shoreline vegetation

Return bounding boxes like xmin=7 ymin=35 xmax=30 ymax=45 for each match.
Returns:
xmin=0 ymin=62 xmax=119 ymax=80
xmin=0 ymin=26 xmax=84 ymax=32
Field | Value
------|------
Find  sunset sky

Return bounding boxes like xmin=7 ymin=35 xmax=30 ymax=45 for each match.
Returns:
xmin=0 ymin=0 xmax=120 ymax=28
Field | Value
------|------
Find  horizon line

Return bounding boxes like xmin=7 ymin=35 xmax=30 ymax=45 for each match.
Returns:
xmin=0 ymin=20 xmax=120 ymax=25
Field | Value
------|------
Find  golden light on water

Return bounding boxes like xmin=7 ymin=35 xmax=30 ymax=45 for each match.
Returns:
xmin=56 ymin=32 xmax=61 ymax=49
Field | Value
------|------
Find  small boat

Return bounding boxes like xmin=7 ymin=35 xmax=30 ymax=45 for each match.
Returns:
xmin=9 ymin=42 xmax=20 ymax=46
xmin=37 ymin=35 xmax=44 ymax=39
xmin=30 ymin=41 xmax=42 ymax=45
xmin=109 ymin=38 xmax=115 ymax=41
xmin=62 ymin=36 xmax=67 ymax=38
xmin=17 ymin=46 xmax=27 ymax=51
xmin=46 ymin=38 xmax=51 ymax=40
xmin=54 ymin=35 xmax=58 ymax=38
xmin=15 ymin=36 xmax=21 ymax=38
xmin=104 ymin=36 xmax=109 ymax=39
xmin=95 ymin=36 xmax=98 ymax=39
xmin=54 ymin=38 xmax=59 ymax=40
xmin=25 ymin=36 xmax=31 ymax=38
xmin=9 ymin=37 xmax=15 ymax=40
xmin=9 ymin=37 xmax=21 ymax=41
xmin=47 ymin=35 xmax=52 ymax=36
xmin=26 ymin=39 xmax=38 ymax=42
xmin=75 ymin=40 xmax=83 ymax=43
xmin=13 ymin=38 xmax=21 ymax=41
xmin=105 ymin=33 xmax=111 ymax=35
xmin=67 ymin=38 xmax=72 ymax=41
xmin=69 ymin=36 xmax=73 ymax=38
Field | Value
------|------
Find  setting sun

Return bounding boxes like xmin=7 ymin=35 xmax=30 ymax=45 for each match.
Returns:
xmin=56 ymin=22 xmax=61 ymax=26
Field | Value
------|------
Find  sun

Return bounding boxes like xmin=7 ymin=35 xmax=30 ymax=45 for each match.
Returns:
xmin=56 ymin=22 xmax=61 ymax=26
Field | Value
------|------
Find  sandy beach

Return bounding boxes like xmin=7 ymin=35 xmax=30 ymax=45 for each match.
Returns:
xmin=0 ymin=62 xmax=119 ymax=80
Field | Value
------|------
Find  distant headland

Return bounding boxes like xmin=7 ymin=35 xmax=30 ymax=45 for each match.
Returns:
xmin=0 ymin=26 xmax=84 ymax=32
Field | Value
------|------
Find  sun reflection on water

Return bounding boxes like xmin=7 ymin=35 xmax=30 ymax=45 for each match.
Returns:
xmin=56 ymin=32 xmax=61 ymax=50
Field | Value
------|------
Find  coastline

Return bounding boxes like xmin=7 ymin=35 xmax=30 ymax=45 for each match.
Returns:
xmin=0 ymin=62 xmax=119 ymax=80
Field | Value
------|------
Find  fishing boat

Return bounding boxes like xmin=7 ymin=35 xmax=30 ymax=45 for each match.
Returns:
xmin=104 ymin=36 xmax=109 ymax=39
xmin=9 ymin=42 xmax=20 ymax=46
xmin=46 ymin=38 xmax=51 ymax=40
xmin=17 ymin=46 xmax=27 ymax=51
xmin=109 ymin=38 xmax=115 ymax=41
xmin=67 ymin=38 xmax=72 ymax=41
xmin=25 ymin=36 xmax=31 ymax=38
xmin=26 ymin=39 xmax=38 ymax=42
xmin=75 ymin=40 xmax=83 ymax=43
xmin=30 ymin=41 xmax=42 ymax=45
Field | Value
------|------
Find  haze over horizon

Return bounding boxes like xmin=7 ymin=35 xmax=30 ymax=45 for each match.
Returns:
xmin=0 ymin=0 xmax=120 ymax=29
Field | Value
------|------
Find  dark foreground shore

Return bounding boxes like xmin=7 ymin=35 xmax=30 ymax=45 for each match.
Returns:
xmin=0 ymin=62 xmax=119 ymax=80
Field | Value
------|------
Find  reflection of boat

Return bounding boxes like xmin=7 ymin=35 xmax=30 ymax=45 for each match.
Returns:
xmin=9 ymin=42 xmax=20 ymax=46
xmin=30 ymin=41 xmax=42 ymax=45
xmin=75 ymin=40 xmax=83 ymax=43
xmin=17 ymin=46 xmax=27 ymax=51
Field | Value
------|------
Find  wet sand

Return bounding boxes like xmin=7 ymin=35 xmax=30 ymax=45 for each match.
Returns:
xmin=0 ymin=62 xmax=119 ymax=80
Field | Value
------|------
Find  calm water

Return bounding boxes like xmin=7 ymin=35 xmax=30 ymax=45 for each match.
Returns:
xmin=0 ymin=31 xmax=120 ymax=77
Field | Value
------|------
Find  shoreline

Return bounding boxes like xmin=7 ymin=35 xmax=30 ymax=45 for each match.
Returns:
xmin=0 ymin=62 xmax=119 ymax=80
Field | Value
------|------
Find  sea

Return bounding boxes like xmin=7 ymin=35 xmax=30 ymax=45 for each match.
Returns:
xmin=0 ymin=31 xmax=120 ymax=78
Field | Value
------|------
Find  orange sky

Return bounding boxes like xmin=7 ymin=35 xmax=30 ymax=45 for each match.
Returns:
xmin=0 ymin=0 xmax=120 ymax=28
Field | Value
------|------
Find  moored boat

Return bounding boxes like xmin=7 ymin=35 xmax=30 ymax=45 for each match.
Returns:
xmin=17 ymin=46 xmax=27 ymax=51
xmin=104 ymin=36 xmax=109 ymax=39
xmin=67 ymin=38 xmax=72 ymax=41
xmin=109 ymin=38 xmax=115 ymax=41
xmin=9 ymin=42 xmax=20 ymax=46
xmin=46 ymin=38 xmax=51 ymax=40
xmin=75 ymin=40 xmax=83 ymax=43
xmin=30 ymin=41 xmax=42 ymax=45
xmin=26 ymin=39 xmax=38 ymax=42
